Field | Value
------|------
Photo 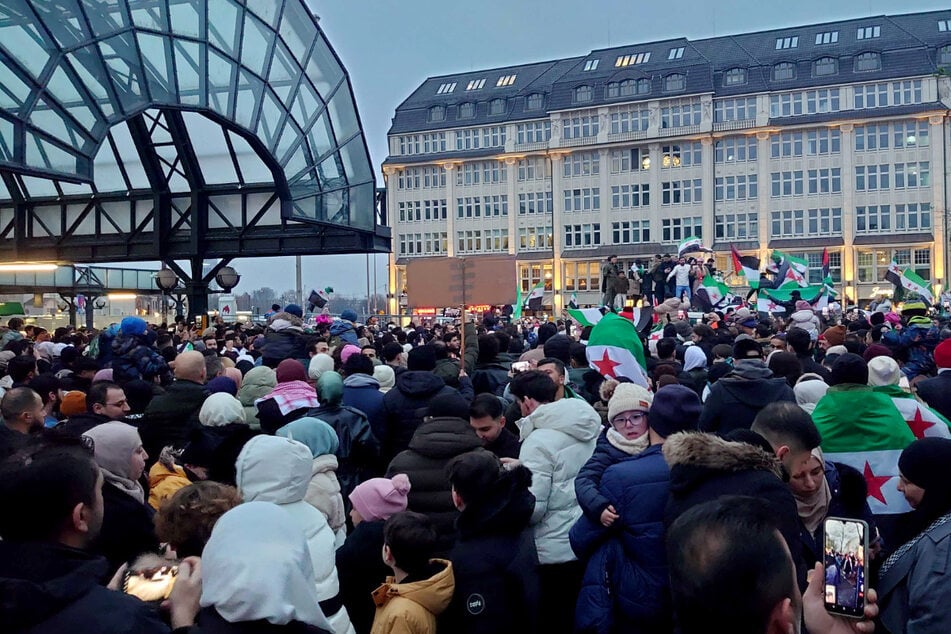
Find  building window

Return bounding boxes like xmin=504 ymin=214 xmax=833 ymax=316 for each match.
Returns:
xmin=466 ymin=78 xmax=486 ymax=91
xmin=939 ymin=45 xmax=951 ymax=65
xmin=854 ymin=164 xmax=890 ymax=191
xmin=564 ymin=223 xmax=601 ymax=248
xmin=714 ymin=136 xmax=758 ymax=162
xmin=610 ymin=183 xmax=650 ymax=209
xmin=436 ymin=82 xmax=456 ymax=94
xmin=489 ymin=98 xmax=506 ymax=115
xmin=636 ymin=78 xmax=650 ymax=94
xmin=610 ymin=147 xmax=649 ymax=173
xmin=664 ymin=73 xmax=686 ymax=92
xmin=574 ymin=85 xmax=593 ymax=102
xmin=772 ymin=62 xmax=796 ymax=81
xmin=857 ymin=26 xmax=881 ymax=40
xmin=583 ymin=59 xmax=600 ymax=71
xmin=813 ymin=57 xmax=838 ymax=76
xmin=609 ymin=107 xmax=649 ymax=134
xmin=857 ymin=248 xmax=930 ymax=284
xmin=769 ymin=88 xmax=840 ymax=118
xmin=852 ymin=81 xmax=922 ymax=110
xmin=518 ymin=191 xmax=553 ymax=215
xmin=815 ymin=31 xmax=839 ymax=44
xmin=714 ymin=175 xmax=758 ymax=201
xmin=455 ymin=161 xmax=506 ymax=187
xmin=457 ymin=229 xmax=508 ymax=254
xmin=661 ymin=179 xmax=702 ymax=205
xmin=563 ymin=188 xmax=601 ymax=212
xmin=770 ymin=208 xmax=842 ymax=238
xmin=807 ymin=168 xmax=842 ymax=194
xmin=854 ymin=52 xmax=881 ymax=72
xmin=496 ymin=74 xmax=516 ymax=87
xmin=714 ymin=97 xmax=757 ymax=122
xmin=715 ymin=213 xmax=758 ymax=241
xmin=668 ymin=47 xmax=685 ymax=60
xmin=458 ymin=102 xmax=475 ymax=119
xmin=661 ymin=142 xmax=701 ymax=168
xmin=776 ymin=36 xmax=799 ymax=50
xmin=615 ymin=52 xmax=650 ymax=67
xmin=661 ymin=100 xmax=701 ymax=128
xmin=517 ymin=157 xmax=547 ymax=181
xmin=563 ymin=114 xmax=599 ymax=139
xmin=894 ymin=162 xmax=931 ymax=189
xmin=724 ymin=68 xmax=747 ymax=86
xmin=563 ymin=261 xmax=601 ymax=292
xmin=892 ymin=120 xmax=930 ymax=149
xmin=612 ymin=220 xmax=651 ymax=244
xmin=940 ymin=20 xmax=951 ymax=31
xmin=770 ymin=170 xmax=805 ymax=197
xmin=526 ymin=93 xmax=544 ymax=110
xmin=516 ymin=121 xmax=551 ymax=144
xmin=662 ymin=217 xmax=702 ymax=243
xmin=518 ymin=226 xmax=553 ymax=251
xmin=428 ymin=105 xmax=445 ymax=122
xmin=563 ymin=152 xmax=601 ymax=178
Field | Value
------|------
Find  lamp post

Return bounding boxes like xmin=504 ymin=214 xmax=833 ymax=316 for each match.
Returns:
xmin=215 ymin=266 xmax=241 ymax=292
xmin=155 ymin=267 xmax=183 ymax=321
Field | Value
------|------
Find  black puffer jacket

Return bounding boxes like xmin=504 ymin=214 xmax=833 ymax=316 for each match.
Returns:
xmin=111 ymin=332 xmax=172 ymax=387
xmin=90 ymin=482 xmax=160 ymax=576
xmin=385 ymin=416 xmax=485 ymax=553
xmin=258 ymin=324 xmax=309 ymax=369
xmin=139 ymin=379 xmax=207 ymax=467
xmin=381 ymin=371 xmax=457 ymax=464
xmin=0 ymin=541 xmax=168 ymax=634
xmin=698 ymin=361 xmax=796 ymax=435
xmin=471 ymin=362 xmax=510 ymax=397
xmin=336 ymin=520 xmax=389 ymax=634
xmin=306 ymin=403 xmax=380 ymax=502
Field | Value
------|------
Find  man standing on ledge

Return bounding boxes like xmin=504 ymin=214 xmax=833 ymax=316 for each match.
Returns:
xmin=601 ymin=255 xmax=620 ymax=310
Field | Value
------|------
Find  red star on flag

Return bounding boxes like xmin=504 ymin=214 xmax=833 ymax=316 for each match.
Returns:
xmin=864 ymin=461 xmax=892 ymax=505
xmin=592 ymin=350 xmax=621 ymax=378
xmin=906 ymin=407 xmax=935 ymax=439
xmin=768 ymin=301 xmax=778 ymax=311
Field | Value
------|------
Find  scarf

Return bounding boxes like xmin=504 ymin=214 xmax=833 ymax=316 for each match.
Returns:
xmin=606 ymin=427 xmax=650 ymax=456
xmin=257 ymin=380 xmax=320 ymax=416
xmin=82 ymin=421 xmax=145 ymax=504
xmin=880 ymin=510 xmax=951 ymax=576
xmin=793 ymin=447 xmax=832 ymax=535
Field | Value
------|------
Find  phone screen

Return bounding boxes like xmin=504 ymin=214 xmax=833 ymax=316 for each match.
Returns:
xmin=512 ymin=361 xmax=531 ymax=373
xmin=823 ymin=517 xmax=868 ymax=618
xmin=123 ymin=566 xmax=179 ymax=602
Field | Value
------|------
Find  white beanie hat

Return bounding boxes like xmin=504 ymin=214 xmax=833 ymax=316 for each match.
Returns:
xmin=867 ymin=356 xmax=901 ymax=387
xmin=607 ymin=382 xmax=654 ymax=421
xmin=308 ymin=353 xmax=334 ymax=380
xmin=199 ymin=392 xmax=246 ymax=427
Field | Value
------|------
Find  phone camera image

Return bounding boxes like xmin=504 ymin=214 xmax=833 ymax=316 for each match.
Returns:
xmin=823 ymin=517 xmax=868 ymax=618
xmin=123 ymin=565 xmax=179 ymax=602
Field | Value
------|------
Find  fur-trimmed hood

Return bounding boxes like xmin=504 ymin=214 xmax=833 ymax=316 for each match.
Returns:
xmin=662 ymin=432 xmax=783 ymax=479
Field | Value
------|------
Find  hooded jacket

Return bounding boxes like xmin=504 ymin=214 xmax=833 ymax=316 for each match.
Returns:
xmin=140 ymin=379 xmax=208 ymax=465
xmin=259 ymin=313 xmax=309 ymax=368
xmin=111 ymin=332 xmax=172 ymax=387
xmin=342 ymin=373 xmax=387 ymax=441
xmin=471 ymin=361 xmax=510 ymax=397
xmin=371 ymin=560 xmax=455 ymax=634
xmin=238 ymin=366 xmax=277 ymax=430
xmin=329 ymin=320 xmax=359 ymax=348
xmin=789 ymin=309 xmax=821 ymax=337
xmin=517 ymin=397 xmax=601 ymax=564
xmin=0 ymin=541 xmax=168 ymax=634
xmin=235 ymin=437 xmax=355 ymax=634
xmin=382 ymin=371 xmax=458 ymax=464
xmin=445 ymin=466 xmax=540 ymax=634
xmin=385 ymin=417 xmax=485 ymax=553
xmin=698 ymin=361 xmax=796 ymax=435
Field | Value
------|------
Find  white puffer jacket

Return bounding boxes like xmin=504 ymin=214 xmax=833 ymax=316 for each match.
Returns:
xmin=305 ymin=454 xmax=347 ymax=548
xmin=789 ymin=308 xmax=821 ymax=337
xmin=236 ymin=436 xmax=355 ymax=634
xmin=517 ymin=397 xmax=601 ymax=564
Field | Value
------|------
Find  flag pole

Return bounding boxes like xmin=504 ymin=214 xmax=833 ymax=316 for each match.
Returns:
xmin=459 ymin=303 xmax=466 ymax=358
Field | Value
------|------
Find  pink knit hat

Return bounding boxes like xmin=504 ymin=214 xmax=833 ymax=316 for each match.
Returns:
xmin=348 ymin=474 xmax=411 ymax=522
xmin=340 ymin=344 xmax=361 ymax=364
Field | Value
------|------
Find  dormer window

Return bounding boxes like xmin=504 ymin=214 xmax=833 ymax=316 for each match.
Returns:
xmin=854 ymin=52 xmax=881 ymax=72
xmin=772 ymin=62 xmax=796 ymax=81
xmin=574 ymin=85 xmax=593 ymax=102
xmin=489 ymin=98 xmax=506 ymax=115
xmin=813 ymin=56 xmax=838 ymax=76
xmin=724 ymin=68 xmax=747 ymax=86
xmin=775 ymin=36 xmax=799 ymax=50
xmin=664 ymin=73 xmax=686 ymax=92
xmin=526 ymin=93 xmax=544 ymax=110
xmin=429 ymin=105 xmax=445 ymax=122
xmin=459 ymin=102 xmax=475 ymax=119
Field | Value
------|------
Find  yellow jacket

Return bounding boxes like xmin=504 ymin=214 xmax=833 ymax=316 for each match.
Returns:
xmin=370 ymin=559 xmax=454 ymax=634
xmin=148 ymin=462 xmax=190 ymax=510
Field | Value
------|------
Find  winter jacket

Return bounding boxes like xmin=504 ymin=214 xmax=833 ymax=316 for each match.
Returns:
xmin=305 ymin=454 xmax=347 ymax=544
xmin=432 ymin=324 xmax=479 ymax=389
xmin=147 ymin=461 xmax=191 ymax=510
xmin=111 ymin=333 xmax=172 ymax=387
xmin=371 ymin=560 xmax=455 ymax=634
xmin=0 ymin=424 xmax=27 ymax=460
xmin=259 ymin=324 xmax=310 ymax=369
xmin=471 ymin=362 xmax=510 ymax=397
xmin=915 ymin=372 xmax=951 ymax=422
xmin=307 ymin=402 xmax=380 ymax=502
xmin=381 ymin=371 xmax=458 ymax=464
xmin=574 ymin=432 xmax=630 ymax=522
xmin=139 ymin=379 xmax=207 ymax=465
xmin=235 ymin=437 xmax=355 ymax=634
xmin=445 ymin=466 xmax=540 ymax=634
xmin=484 ymin=425 xmax=520 ymax=460
xmin=56 ymin=412 xmax=111 ymax=438
xmin=385 ymin=417 xmax=485 ymax=553
xmin=343 ymin=373 xmax=387 ymax=442
xmin=90 ymin=481 xmax=160 ymax=575
xmin=517 ymin=397 xmax=601 ymax=564
xmin=190 ymin=607 xmax=332 ymax=634
xmin=329 ymin=320 xmax=359 ymax=348
xmin=570 ymin=444 xmax=672 ymax=634
xmin=238 ymin=366 xmax=277 ymax=430
xmin=698 ymin=361 xmax=796 ymax=435
xmin=883 ymin=320 xmax=940 ymax=380
xmin=0 ymin=541 xmax=168 ymax=634
xmin=663 ymin=432 xmax=806 ymax=588
xmin=788 ymin=309 xmax=821 ymax=337
xmin=337 ymin=520 xmax=390 ymax=634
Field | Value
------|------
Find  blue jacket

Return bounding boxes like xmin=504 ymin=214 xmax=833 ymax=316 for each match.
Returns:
xmin=883 ymin=321 xmax=939 ymax=379
xmin=575 ymin=431 xmax=628 ymax=522
xmin=570 ymin=444 xmax=672 ymax=634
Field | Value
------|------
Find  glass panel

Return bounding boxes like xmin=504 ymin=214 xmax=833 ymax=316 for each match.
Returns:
xmin=339 ymin=135 xmax=372 ymax=184
xmin=246 ymin=0 xmax=282 ymax=28
xmin=136 ymin=32 xmax=176 ymax=101
xmin=34 ymin=0 xmax=90 ymax=49
xmin=25 ymin=132 xmax=78 ymax=174
xmin=206 ymin=48 xmax=234 ymax=117
xmin=305 ymin=35 xmax=343 ymax=95
xmin=307 ymin=111 xmax=334 ymax=163
xmin=85 ymin=0 xmax=130 ymax=38
xmin=0 ymin=18 xmax=52 ymax=79
xmin=229 ymin=130 xmax=272 ymax=183
xmin=174 ymin=40 xmax=203 ymax=106
xmin=278 ymin=0 xmax=315 ymax=62
xmin=129 ymin=0 xmax=169 ymax=31
xmin=325 ymin=84 xmax=359 ymax=141
xmin=66 ymin=47 xmax=117 ymax=119
xmin=268 ymin=40 xmax=299 ymax=86
xmin=0 ymin=117 xmax=13 ymax=160
xmin=0 ymin=64 xmax=34 ymax=109
xmin=291 ymin=77 xmax=321 ymax=127
xmin=99 ymin=34 xmax=148 ymax=113
xmin=282 ymin=144 xmax=308 ymax=181
xmin=320 ymin=187 xmax=348 ymax=224
xmin=257 ymin=88 xmax=285 ymax=148
xmin=349 ymin=182 xmax=374 ymax=230
xmin=182 ymin=112 xmax=238 ymax=184
xmin=234 ymin=69 xmax=263 ymax=130
xmin=207 ymin=0 xmax=241 ymax=57
xmin=168 ymin=0 xmax=201 ymax=38
xmin=30 ymin=95 xmax=86 ymax=148
xmin=240 ymin=12 xmax=273 ymax=77
xmin=316 ymin=151 xmax=344 ymax=185
xmin=273 ymin=118 xmax=302 ymax=165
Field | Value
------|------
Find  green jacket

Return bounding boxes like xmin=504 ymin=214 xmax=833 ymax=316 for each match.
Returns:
xmin=432 ymin=323 xmax=478 ymax=388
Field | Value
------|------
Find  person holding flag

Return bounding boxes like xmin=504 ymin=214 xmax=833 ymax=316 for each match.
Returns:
xmin=882 ymin=301 xmax=940 ymax=380
xmin=667 ymin=256 xmax=693 ymax=303
xmin=601 ymin=255 xmax=621 ymax=309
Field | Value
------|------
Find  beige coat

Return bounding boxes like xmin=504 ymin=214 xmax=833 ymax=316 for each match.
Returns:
xmin=305 ymin=454 xmax=347 ymax=544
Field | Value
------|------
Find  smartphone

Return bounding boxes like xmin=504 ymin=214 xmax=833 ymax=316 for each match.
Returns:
xmin=123 ymin=565 xmax=179 ymax=602
xmin=823 ymin=517 xmax=869 ymax=619
xmin=511 ymin=361 xmax=531 ymax=373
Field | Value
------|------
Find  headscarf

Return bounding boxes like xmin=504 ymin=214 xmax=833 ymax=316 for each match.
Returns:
xmin=373 ymin=364 xmax=395 ymax=392
xmin=898 ymin=437 xmax=951 ymax=530
xmin=83 ymin=422 xmax=145 ymax=504
xmin=275 ymin=359 xmax=307 ymax=384
xmin=199 ymin=393 xmax=246 ymax=427
xmin=205 ymin=376 xmax=238 ymax=396
xmin=223 ymin=367 xmax=243 ymax=391
xmin=683 ymin=346 xmax=707 ymax=372
xmin=276 ymin=417 xmax=339 ymax=457
xmin=794 ymin=375 xmax=829 ymax=415
xmin=200 ymin=502 xmax=332 ymax=630
xmin=308 ymin=353 xmax=334 ymax=380
xmin=316 ymin=371 xmax=343 ymax=406
xmin=92 ymin=368 xmax=114 ymax=384
xmin=793 ymin=447 xmax=832 ymax=535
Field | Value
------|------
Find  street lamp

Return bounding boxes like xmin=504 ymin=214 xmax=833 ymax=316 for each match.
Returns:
xmin=215 ymin=266 xmax=241 ymax=292
xmin=155 ymin=267 xmax=183 ymax=321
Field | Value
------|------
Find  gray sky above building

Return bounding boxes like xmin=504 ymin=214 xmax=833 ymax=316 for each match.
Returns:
xmin=236 ymin=0 xmax=950 ymax=297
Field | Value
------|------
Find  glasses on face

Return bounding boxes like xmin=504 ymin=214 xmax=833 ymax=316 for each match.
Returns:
xmin=611 ymin=412 xmax=648 ymax=428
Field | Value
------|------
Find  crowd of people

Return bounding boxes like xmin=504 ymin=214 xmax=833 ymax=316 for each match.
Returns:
xmin=2 ymin=293 xmax=951 ymax=633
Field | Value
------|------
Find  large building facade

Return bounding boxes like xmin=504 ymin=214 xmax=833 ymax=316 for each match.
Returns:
xmin=384 ymin=10 xmax=951 ymax=314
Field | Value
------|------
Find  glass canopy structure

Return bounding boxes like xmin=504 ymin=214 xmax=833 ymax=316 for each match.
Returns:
xmin=0 ymin=0 xmax=386 ymax=317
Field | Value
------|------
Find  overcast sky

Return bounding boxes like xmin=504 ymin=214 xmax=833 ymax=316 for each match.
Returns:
xmin=225 ymin=0 xmax=951 ymax=297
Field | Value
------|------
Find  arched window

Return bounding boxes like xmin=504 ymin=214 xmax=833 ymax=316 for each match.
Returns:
xmin=489 ymin=98 xmax=506 ymax=115
xmin=664 ymin=73 xmax=686 ymax=92
xmin=428 ymin=105 xmax=445 ymax=122
xmin=939 ymin=45 xmax=951 ymax=65
xmin=606 ymin=82 xmax=620 ymax=98
xmin=637 ymin=78 xmax=651 ymax=94
xmin=772 ymin=62 xmax=796 ymax=81
xmin=854 ymin=52 xmax=881 ymax=72
xmin=526 ymin=93 xmax=544 ymax=110
xmin=574 ymin=85 xmax=593 ymax=102
xmin=724 ymin=68 xmax=747 ymax=86
xmin=814 ymin=56 xmax=838 ymax=76
xmin=459 ymin=102 xmax=475 ymax=119
xmin=619 ymin=79 xmax=636 ymax=96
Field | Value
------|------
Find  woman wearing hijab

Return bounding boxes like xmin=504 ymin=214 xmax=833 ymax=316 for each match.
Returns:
xmin=787 ymin=447 xmax=878 ymax=568
xmin=83 ymin=421 xmax=159 ymax=573
xmin=256 ymin=359 xmax=321 ymax=434
xmin=199 ymin=501 xmax=334 ymax=633
xmin=682 ymin=346 xmax=708 ymax=397
xmin=277 ymin=417 xmax=347 ymax=546
xmin=793 ymin=374 xmax=829 ymax=415
xmin=879 ymin=438 xmax=951 ymax=633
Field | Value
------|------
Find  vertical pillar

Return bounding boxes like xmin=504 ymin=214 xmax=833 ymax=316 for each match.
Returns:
xmin=755 ymin=131 xmax=772 ymax=265
xmin=550 ymin=152 xmax=567 ymax=314
xmin=929 ymin=114 xmax=947 ymax=287
xmin=443 ymin=163 xmax=457 ymax=257
xmin=186 ymin=258 xmax=208 ymax=323
xmin=700 ymin=137 xmax=715 ymax=247
xmin=838 ymin=123 xmax=856 ymax=291
xmin=504 ymin=157 xmax=518 ymax=255
xmin=382 ymin=167 xmax=399 ymax=317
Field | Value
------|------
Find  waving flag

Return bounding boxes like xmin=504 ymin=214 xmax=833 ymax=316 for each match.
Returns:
xmin=567 ymin=307 xmax=603 ymax=327
xmin=821 ymin=248 xmax=830 ymax=280
xmin=307 ymin=287 xmax=334 ymax=311
xmin=525 ymin=281 xmax=545 ymax=310
xmin=696 ymin=275 xmax=730 ymax=311
xmin=757 ymin=295 xmax=786 ymax=314
xmin=586 ymin=312 xmax=648 ymax=387
xmin=512 ymin=284 xmax=523 ymax=320
xmin=885 ymin=261 xmax=905 ymax=303
xmin=900 ymin=269 xmax=934 ymax=305
xmin=677 ymin=236 xmax=705 ymax=257
xmin=568 ymin=292 xmax=579 ymax=310
xmin=731 ymin=246 xmax=761 ymax=289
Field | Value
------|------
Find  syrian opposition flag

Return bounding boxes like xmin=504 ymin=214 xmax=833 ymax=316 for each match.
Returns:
xmin=307 ymin=287 xmax=334 ymax=311
xmin=812 ymin=389 xmax=919 ymax=514
xmin=731 ymin=246 xmax=761 ymax=289
xmin=524 ymin=281 xmax=545 ymax=311
xmin=757 ymin=295 xmax=786 ymax=314
xmin=885 ymin=261 xmax=905 ymax=303
xmin=761 ymin=284 xmax=824 ymax=303
xmin=820 ymin=248 xmax=830 ymax=280
xmin=883 ymin=392 xmax=951 ymax=440
xmin=696 ymin=275 xmax=730 ymax=311
xmin=568 ymin=292 xmax=579 ymax=310
xmin=586 ymin=312 xmax=648 ymax=387
xmin=900 ymin=269 xmax=934 ymax=305
xmin=677 ymin=236 xmax=705 ymax=257
xmin=567 ymin=307 xmax=603 ymax=327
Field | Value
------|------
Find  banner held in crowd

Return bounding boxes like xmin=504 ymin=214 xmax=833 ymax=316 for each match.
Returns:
xmin=585 ymin=312 xmax=648 ymax=387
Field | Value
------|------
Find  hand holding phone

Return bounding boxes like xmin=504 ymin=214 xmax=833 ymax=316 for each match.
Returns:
xmin=821 ymin=517 xmax=869 ymax=619
xmin=123 ymin=565 xmax=179 ymax=602
xmin=511 ymin=361 xmax=531 ymax=374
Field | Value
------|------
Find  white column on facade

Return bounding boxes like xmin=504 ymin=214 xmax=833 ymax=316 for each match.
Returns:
xmin=755 ymin=131 xmax=771 ymax=265
xmin=550 ymin=152 xmax=567 ymax=313
xmin=504 ymin=157 xmax=517 ymax=255
xmin=838 ymin=123 xmax=856 ymax=292
xmin=443 ymin=162 xmax=457 ymax=257
xmin=700 ymin=137 xmax=715 ymax=247
xmin=928 ymin=115 xmax=947 ymax=287
xmin=598 ymin=148 xmax=611 ymax=251
xmin=648 ymin=143 xmax=663 ymax=250
xmin=383 ymin=166 xmax=399 ymax=316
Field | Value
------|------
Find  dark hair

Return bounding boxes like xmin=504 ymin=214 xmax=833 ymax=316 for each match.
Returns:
xmin=751 ymin=402 xmax=822 ymax=455
xmin=492 ymin=330 xmax=511 ymax=354
xmin=7 ymin=355 xmax=37 ymax=383
xmin=0 ymin=438 xmax=100 ymax=541
xmin=0 ymin=387 xmax=40 ymax=421
xmin=508 ymin=370 xmax=557 ymax=404
xmin=656 ymin=337 xmax=677 ymax=361
xmin=785 ymin=328 xmax=811 ymax=355
xmin=28 ymin=374 xmax=62 ymax=406
xmin=383 ymin=511 xmax=438 ymax=575
xmin=732 ymin=338 xmax=762 ymax=360
xmin=477 ymin=334 xmax=499 ymax=364
xmin=830 ymin=353 xmax=868 ymax=386
xmin=447 ymin=451 xmax=503 ymax=505
xmin=382 ymin=341 xmax=404 ymax=363
xmin=870 ymin=324 xmax=889 ymax=343
xmin=767 ymin=352 xmax=802 ymax=387
xmin=86 ymin=382 xmax=121 ymax=412
xmin=73 ymin=357 xmax=100 ymax=374
xmin=407 ymin=345 xmax=437 ymax=371
xmin=154 ymin=481 xmax=242 ymax=558
xmin=667 ymin=496 xmax=795 ymax=634
xmin=469 ymin=392 xmax=504 ymax=420
xmin=712 ymin=343 xmax=733 ymax=359
xmin=536 ymin=357 xmax=566 ymax=378
xmin=569 ymin=342 xmax=587 ymax=368
xmin=204 ymin=355 xmax=223 ymax=378
xmin=342 ymin=352 xmax=374 ymax=377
